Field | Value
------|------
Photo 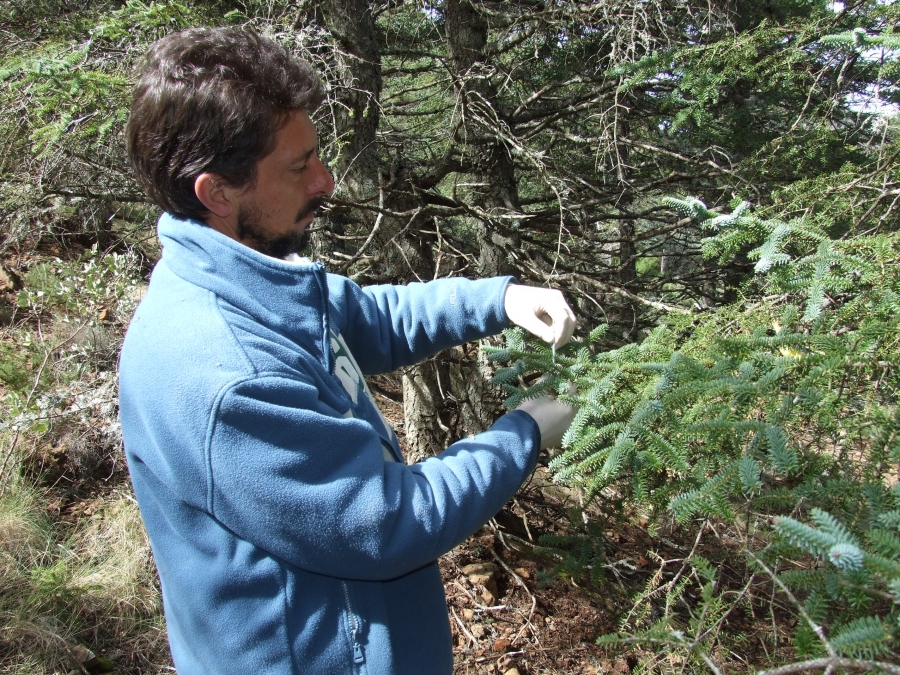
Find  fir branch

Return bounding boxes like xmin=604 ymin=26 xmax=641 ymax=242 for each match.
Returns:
xmin=757 ymin=657 xmax=900 ymax=675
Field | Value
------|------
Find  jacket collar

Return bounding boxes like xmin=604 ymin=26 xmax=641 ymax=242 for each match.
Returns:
xmin=157 ymin=213 xmax=332 ymax=365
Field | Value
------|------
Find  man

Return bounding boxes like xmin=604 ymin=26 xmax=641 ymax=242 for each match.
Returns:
xmin=120 ymin=26 xmax=577 ymax=675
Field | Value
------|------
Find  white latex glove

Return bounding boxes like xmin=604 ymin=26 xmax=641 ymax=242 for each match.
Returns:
xmin=516 ymin=386 xmax=577 ymax=450
xmin=504 ymin=284 xmax=577 ymax=348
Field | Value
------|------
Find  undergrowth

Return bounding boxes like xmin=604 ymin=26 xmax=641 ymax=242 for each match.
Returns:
xmin=0 ymin=243 xmax=167 ymax=673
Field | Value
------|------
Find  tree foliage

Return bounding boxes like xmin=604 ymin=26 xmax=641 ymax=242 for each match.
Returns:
xmin=489 ymin=193 xmax=900 ymax=666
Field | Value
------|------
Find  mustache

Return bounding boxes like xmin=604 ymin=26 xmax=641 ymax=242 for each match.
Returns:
xmin=296 ymin=196 xmax=328 ymax=223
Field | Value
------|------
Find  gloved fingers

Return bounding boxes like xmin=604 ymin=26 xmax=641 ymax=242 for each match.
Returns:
xmin=518 ymin=307 xmax=556 ymax=344
xmin=516 ymin=392 xmax=578 ymax=449
xmin=541 ymin=298 xmax=577 ymax=347
xmin=505 ymin=285 xmax=578 ymax=347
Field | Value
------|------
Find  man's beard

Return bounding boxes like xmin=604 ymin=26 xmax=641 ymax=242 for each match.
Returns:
xmin=236 ymin=197 xmax=325 ymax=259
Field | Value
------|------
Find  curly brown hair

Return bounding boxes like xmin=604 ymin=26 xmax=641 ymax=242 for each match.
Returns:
xmin=126 ymin=27 xmax=325 ymax=221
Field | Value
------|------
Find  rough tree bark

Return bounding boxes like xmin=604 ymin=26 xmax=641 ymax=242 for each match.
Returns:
xmin=444 ymin=0 xmax=520 ymax=278
xmin=614 ymin=96 xmax=639 ymax=340
xmin=319 ymin=0 xmax=381 ymax=199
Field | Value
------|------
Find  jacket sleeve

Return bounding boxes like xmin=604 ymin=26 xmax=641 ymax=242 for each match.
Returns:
xmin=329 ymin=275 xmax=514 ymax=375
xmin=207 ymin=373 xmax=540 ymax=581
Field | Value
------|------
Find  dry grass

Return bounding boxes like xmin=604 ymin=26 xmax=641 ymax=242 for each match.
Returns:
xmin=0 ymin=449 xmax=167 ymax=674
xmin=0 ymin=464 xmax=74 ymax=673
xmin=69 ymin=495 xmax=160 ymax=622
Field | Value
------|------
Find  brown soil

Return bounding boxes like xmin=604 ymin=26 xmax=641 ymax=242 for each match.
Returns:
xmin=441 ymin=496 xmax=626 ymax=675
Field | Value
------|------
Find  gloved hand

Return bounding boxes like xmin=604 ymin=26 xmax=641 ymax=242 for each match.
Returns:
xmin=504 ymin=284 xmax=577 ymax=347
xmin=516 ymin=385 xmax=577 ymax=450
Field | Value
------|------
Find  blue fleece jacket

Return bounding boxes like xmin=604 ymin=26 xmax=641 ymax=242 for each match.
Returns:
xmin=118 ymin=214 xmax=541 ymax=675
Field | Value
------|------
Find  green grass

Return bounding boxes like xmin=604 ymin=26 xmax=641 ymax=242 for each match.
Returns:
xmin=0 ymin=345 xmax=31 ymax=393
xmin=0 ymin=241 xmax=167 ymax=673
xmin=0 ymin=464 xmax=166 ymax=673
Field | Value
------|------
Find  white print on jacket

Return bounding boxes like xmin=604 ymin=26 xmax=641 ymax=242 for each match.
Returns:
xmin=330 ymin=332 xmax=399 ymax=462
xmin=332 ymin=333 xmax=361 ymax=405
xmin=280 ymin=256 xmax=400 ymax=462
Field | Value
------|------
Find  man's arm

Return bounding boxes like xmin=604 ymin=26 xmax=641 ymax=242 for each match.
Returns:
xmin=330 ymin=275 xmax=576 ymax=375
xmin=208 ymin=373 xmax=541 ymax=581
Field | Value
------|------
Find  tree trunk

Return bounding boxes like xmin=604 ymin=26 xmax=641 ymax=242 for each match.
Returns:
xmin=318 ymin=0 xmax=442 ymax=459
xmin=402 ymin=344 xmax=504 ymax=462
xmin=615 ymin=112 xmax=638 ymax=340
xmin=445 ymin=0 xmax=519 ymax=278
xmin=401 ymin=362 xmax=447 ymax=463
xmin=319 ymin=0 xmax=381 ymax=200
xmin=317 ymin=0 xmax=513 ymax=460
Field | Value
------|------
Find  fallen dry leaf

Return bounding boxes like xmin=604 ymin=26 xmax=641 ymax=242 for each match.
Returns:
xmin=493 ymin=637 xmax=511 ymax=652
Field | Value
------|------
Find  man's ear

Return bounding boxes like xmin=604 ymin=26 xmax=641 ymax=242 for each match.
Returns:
xmin=194 ymin=173 xmax=235 ymax=219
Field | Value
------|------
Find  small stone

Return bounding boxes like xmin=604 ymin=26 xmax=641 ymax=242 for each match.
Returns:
xmin=514 ymin=567 xmax=529 ymax=579
xmin=493 ymin=637 xmax=511 ymax=652
xmin=462 ymin=608 xmax=475 ymax=621
xmin=461 ymin=562 xmax=498 ymax=586
xmin=503 ymin=669 xmax=521 ymax=675
xmin=471 ymin=624 xmax=485 ymax=638
xmin=65 ymin=643 xmax=115 ymax=674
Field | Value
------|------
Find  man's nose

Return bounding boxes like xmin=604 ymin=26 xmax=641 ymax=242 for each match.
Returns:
xmin=309 ymin=156 xmax=335 ymax=196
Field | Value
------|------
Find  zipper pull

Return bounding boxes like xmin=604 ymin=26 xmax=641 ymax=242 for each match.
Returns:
xmin=351 ymin=629 xmax=365 ymax=665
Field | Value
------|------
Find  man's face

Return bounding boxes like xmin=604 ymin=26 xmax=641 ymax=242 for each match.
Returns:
xmin=233 ymin=110 xmax=335 ymax=258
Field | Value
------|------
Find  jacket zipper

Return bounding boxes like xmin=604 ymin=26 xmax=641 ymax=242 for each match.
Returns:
xmin=341 ymin=581 xmax=365 ymax=666
xmin=312 ymin=263 xmax=333 ymax=374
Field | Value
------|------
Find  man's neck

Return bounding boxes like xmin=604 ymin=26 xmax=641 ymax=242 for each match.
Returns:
xmin=203 ymin=213 xmax=241 ymax=243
